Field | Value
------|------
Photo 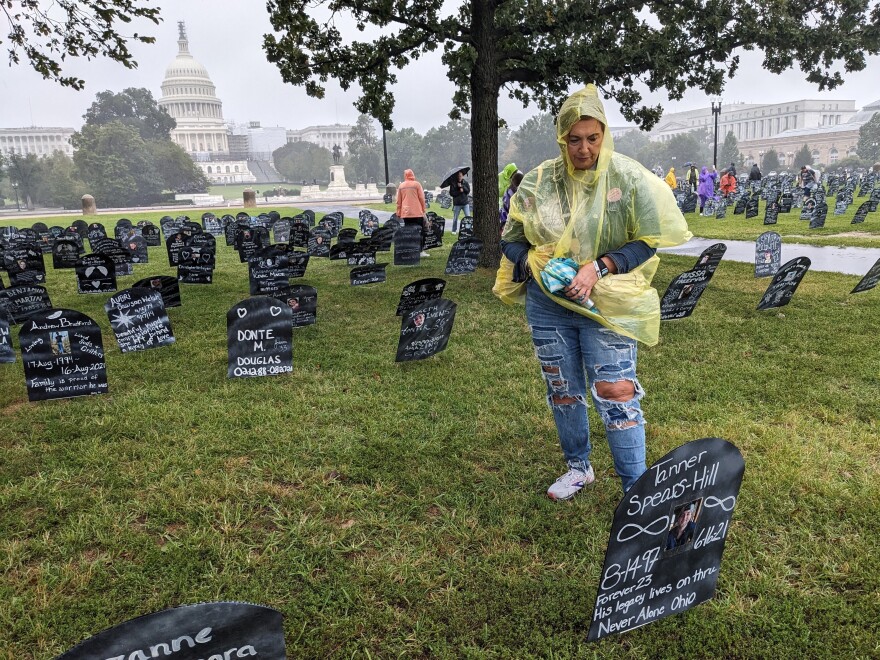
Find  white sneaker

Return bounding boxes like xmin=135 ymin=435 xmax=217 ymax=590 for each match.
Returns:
xmin=420 ymin=251 xmax=431 ymax=257
xmin=547 ymin=465 xmax=595 ymax=501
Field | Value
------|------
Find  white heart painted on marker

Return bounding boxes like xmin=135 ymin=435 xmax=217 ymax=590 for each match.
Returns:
xmin=237 ymin=308 xmax=247 ymax=318
xmin=270 ymin=306 xmax=282 ymax=317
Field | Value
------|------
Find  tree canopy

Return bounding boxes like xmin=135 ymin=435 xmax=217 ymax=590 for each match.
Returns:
xmin=857 ymin=111 xmax=880 ymax=163
xmin=84 ymin=88 xmax=176 ymax=140
xmin=2 ymin=1 xmax=161 ymax=89
xmin=273 ymin=141 xmax=333 ymax=182
xmin=761 ymin=149 xmax=781 ymax=172
xmin=263 ymin=0 xmax=880 ymax=266
xmin=794 ymin=144 xmax=815 ymax=168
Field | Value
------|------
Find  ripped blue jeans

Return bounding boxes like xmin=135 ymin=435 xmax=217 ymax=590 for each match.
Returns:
xmin=525 ymin=281 xmax=646 ymax=491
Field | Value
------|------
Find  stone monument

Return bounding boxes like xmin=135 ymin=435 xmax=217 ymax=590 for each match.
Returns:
xmin=81 ymin=194 xmax=97 ymax=215
xmin=243 ymin=188 xmax=257 ymax=208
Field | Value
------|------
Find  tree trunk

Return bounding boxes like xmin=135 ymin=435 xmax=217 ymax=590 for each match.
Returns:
xmin=471 ymin=0 xmax=500 ymax=269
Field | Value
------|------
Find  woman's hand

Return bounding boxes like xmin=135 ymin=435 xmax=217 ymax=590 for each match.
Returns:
xmin=563 ymin=261 xmax=600 ymax=304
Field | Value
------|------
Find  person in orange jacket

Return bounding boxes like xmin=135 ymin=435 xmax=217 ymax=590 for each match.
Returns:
xmin=719 ymin=169 xmax=737 ymax=198
xmin=396 ymin=169 xmax=430 ymax=257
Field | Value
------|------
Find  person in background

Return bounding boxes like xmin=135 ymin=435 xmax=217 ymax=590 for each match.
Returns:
xmin=719 ymin=168 xmax=737 ymax=198
xmin=728 ymin=162 xmax=737 ymax=177
xmin=749 ymin=163 xmax=763 ymax=184
xmin=450 ymin=170 xmax=471 ymax=233
xmin=396 ymin=169 xmax=430 ymax=257
xmin=499 ymin=169 xmax=524 ymax=231
xmin=698 ymin=165 xmax=719 ymax=211
xmin=665 ymin=167 xmax=677 ymax=189
xmin=498 ymin=163 xmax=519 ymax=203
xmin=799 ymin=164 xmax=819 ymax=199
xmin=687 ymin=164 xmax=699 ymax=192
xmin=495 ymin=85 xmax=691 ymax=499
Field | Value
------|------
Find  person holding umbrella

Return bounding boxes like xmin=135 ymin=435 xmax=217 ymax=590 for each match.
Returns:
xmin=440 ymin=166 xmax=471 ymax=233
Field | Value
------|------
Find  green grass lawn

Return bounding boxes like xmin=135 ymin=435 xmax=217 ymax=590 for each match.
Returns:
xmin=1 ymin=211 xmax=879 ymax=657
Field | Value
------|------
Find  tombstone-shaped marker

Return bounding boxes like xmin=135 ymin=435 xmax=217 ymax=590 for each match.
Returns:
xmin=227 ymin=297 xmax=293 ymax=378
xmin=307 ymin=228 xmax=331 ymax=257
xmin=394 ymin=224 xmax=422 ymax=265
xmin=359 ymin=210 xmax=380 ymax=237
xmin=93 ymin=237 xmax=134 ymax=276
xmin=274 ymin=284 xmax=317 ymax=328
xmin=778 ymin=192 xmax=793 ymax=213
xmin=105 ymin=288 xmax=175 ymax=353
xmin=850 ymin=258 xmax=880 ymax=294
xmin=692 ymin=243 xmax=726 ymax=274
xmin=350 ymin=263 xmax=388 ymax=286
xmin=0 ymin=285 xmax=52 ymax=324
xmin=680 ymin=193 xmax=698 ymax=214
xmin=272 ymin=218 xmax=291 ymax=243
xmin=289 ymin=222 xmax=310 ymax=249
xmin=141 ymin=223 xmax=161 ymax=247
xmin=288 ymin=253 xmax=310 ymax=278
xmin=659 ymin=269 xmax=713 ymax=320
xmin=384 ymin=216 xmax=401 ymax=232
xmin=338 ymin=227 xmax=358 ymax=244
xmin=329 ymin=243 xmax=353 ymax=261
xmin=4 ymin=243 xmax=46 ymax=285
xmin=347 ymin=243 xmax=377 ymax=266
xmin=87 ymin=223 xmax=107 ymax=250
xmin=202 ymin=213 xmax=223 ymax=236
xmin=745 ymin=196 xmax=759 ymax=219
xmin=851 ymin=201 xmax=871 ymax=224
xmin=249 ymin=249 xmax=291 ymax=296
xmin=133 ymin=275 xmax=182 ymax=308
xmin=396 ymin=278 xmax=447 ymax=315
xmin=763 ymin=201 xmax=779 ymax=225
xmin=0 ymin=309 xmax=15 ymax=363
xmin=423 ymin=213 xmax=445 ymax=250
xmin=733 ymin=195 xmax=747 ymax=215
xmin=809 ymin=200 xmax=828 ymax=229
xmin=757 ymin=256 xmax=810 ymax=310
xmin=178 ymin=234 xmax=217 ymax=284
xmin=166 ymin=231 xmax=188 ymax=267
xmin=395 ymin=298 xmax=457 ymax=362
xmin=458 ymin=216 xmax=475 ymax=238
xmin=800 ymin=198 xmax=816 ymax=220
xmin=124 ymin=235 xmax=149 ymax=264
xmin=76 ymin=254 xmax=116 ymax=294
xmin=20 ymin=309 xmax=108 ymax=401
xmin=445 ymin=237 xmax=484 ymax=276
xmin=63 ymin=228 xmax=86 ymax=254
xmin=587 ymin=437 xmax=744 ymax=642
xmin=235 ymin=226 xmax=269 ymax=263
xmin=714 ymin=200 xmax=727 ymax=220
xmin=754 ymin=231 xmax=782 ymax=278
xmin=56 ymin=602 xmax=286 ymax=660
xmin=369 ymin=226 xmax=394 ymax=252
xmin=383 ymin=193 xmax=393 ymax=204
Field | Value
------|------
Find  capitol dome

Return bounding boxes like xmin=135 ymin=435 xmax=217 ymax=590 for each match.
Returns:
xmin=158 ymin=22 xmax=229 ymax=155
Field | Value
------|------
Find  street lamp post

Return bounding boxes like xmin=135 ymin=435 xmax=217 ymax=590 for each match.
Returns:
xmin=11 ymin=182 xmax=20 ymax=212
xmin=711 ymin=101 xmax=722 ymax=169
xmin=382 ymin=127 xmax=390 ymax=187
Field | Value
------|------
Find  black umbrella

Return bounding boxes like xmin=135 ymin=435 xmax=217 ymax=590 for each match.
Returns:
xmin=439 ymin=166 xmax=470 ymax=189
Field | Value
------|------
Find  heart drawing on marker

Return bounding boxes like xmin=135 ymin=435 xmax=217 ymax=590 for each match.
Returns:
xmin=237 ymin=308 xmax=247 ymax=318
xmin=270 ymin=306 xmax=282 ymax=317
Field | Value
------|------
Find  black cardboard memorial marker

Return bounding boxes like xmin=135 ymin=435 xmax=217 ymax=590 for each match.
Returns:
xmin=177 ymin=253 xmax=215 ymax=284
xmin=33 ymin=222 xmax=52 ymax=253
xmin=368 ymin=226 xmax=394 ymax=252
xmin=4 ymin=243 xmax=46 ymax=285
xmin=458 ymin=215 xmax=475 ymax=238
xmin=338 ymin=227 xmax=358 ymax=244
xmin=700 ymin=198 xmax=716 ymax=217
xmin=396 ymin=298 xmax=457 ymax=362
xmin=307 ymin=228 xmax=332 ymax=257
xmin=851 ymin=257 xmax=880 ymax=294
xmin=92 ymin=237 xmax=134 ymax=277
xmin=20 ymin=308 xmax=108 ymax=402
xmin=290 ymin=222 xmax=310 ymax=248
xmin=273 ymin=218 xmax=292 ymax=244
xmin=301 ymin=210 xmax=316 ymax=227
xmin=659 ymin=269 xmax=713 ymax=320
xmin=445 ymin=238 xmax=484 ymax=275
xmin=394 ymin=224 xmax=422 ymax=265
xmin=714 ymin=200 xmax=727 ymax=220
xmin=236 ymin=211 xmax=251 ymax=224
xmin=423 ymin=213 xmax=445 ymax=250
xmin=680 ymin=193 xmax=698 ymax=214
xmin=347 ymin=243 xmax=377 ymax=266
xmin=159 ymin=216 xmax=176 ymax=240
xmin=133 ymin=275 xmax=182 ymax=308
xmin=757 ymin=256 xmax=810 ymax=310
xmin=115 ymin=223 xmax=140 ymax=242
xmin=0 ymin=308 xmax=14 ymax=363
xmin=692 ymin=243 xmax=726 ymax=275
xmin=275 ymin=284 xmax=317 ymax=328
xmin=124 ymin=235 xmax=149 ymax=264
xmin=868 ymin=187 xmax=880 ymax=212
xmin=745 ymin=195 xmax=759 ymax=219
xmin=56 ymin=601 xmax=286 ymax=660
xmin=225 ymin=220 xmax=241 ymax=247
xmin=71 ymin=219 xmax=88 ymax=238
xmin=63 ymin=227 xmax=85 ymax=254
xmin=87 ymin=223 xmax=107 ymax=250
xmin=227 ymin=296 xmax=293 ymax=379
xmin=809 ymin=200 xmax=828 ymax=229
xmin=754 ymin=231 xmax=782 ymax=278
xmin=359 ymin=210 xmax=379 ymax=237
xmin=762 ymin=201 xmax=779 ymax=225
xmin=384 ymin=216 xmax=401 ymax=233
xmin=0 ymin=285 xmax=52 ymax=325
xmin=396 ymin=278 xmax=447 ymax=315
xmin=834 ymin=198 xmax=849 ymax=215
xmin=851 ymin=201 xmax=872 ymax=224
xmin=587 ymin=437 xmax=744 ymax=642
xmin=319 ymin=213 xmax=342 ymax=238
xmin=105 ymin=287 xmax=175 ymax=353
xmin=235 ymin=226 xmax=269 ymax=263
xmin=383 ymin=192 xmax=393 ymax=204
xmin=350 ymin=263 xmax=388 ymax=286
xmin=329 ymin=243 xmax=352 ymax=261
xmin=142 ymin=223 xmax=162 ymax=247
xmin=800 ymin=197 xmax=815 ymax=220
xmin=288 ymin=252 xmax=310 ymax=278
xmin=779 ymin=191 xmax=793 ymax=213
xmin=76 ymin=254 xmax=117 ymax=294
xmin=53 ymin=237 xmax=81 ymax=269
xmin=14 ymin=227 xmax=39 ymax=245
xmin=202 ymin=213 xmax=223 ymax=236
xmin=166 ymin=231 xmax=188 ymax=267
xmin=249 ymin=250 xmax=291 ymax=296
xmin=181 ymin=220 xmax=203 ymax=238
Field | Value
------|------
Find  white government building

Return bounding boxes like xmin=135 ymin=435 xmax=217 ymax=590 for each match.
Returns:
xmin=0 ymin=127 xmax=75 ymax=158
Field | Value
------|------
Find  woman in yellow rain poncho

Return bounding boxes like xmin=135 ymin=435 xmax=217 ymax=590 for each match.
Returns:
xmin=494 ymin=85 xmax=691 ymax=499
xmin=665 ymin=167 xmax=677 ymax=189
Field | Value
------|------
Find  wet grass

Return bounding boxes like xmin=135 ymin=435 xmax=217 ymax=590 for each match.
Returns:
xmin=1 ymin=212 xmax=879 ymax=657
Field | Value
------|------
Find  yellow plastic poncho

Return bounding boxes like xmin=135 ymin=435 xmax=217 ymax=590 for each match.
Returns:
xmin=665 ymin=168 xmax=677 ymax=189
xmin=493 ymin=85 xmax=692 ymax=346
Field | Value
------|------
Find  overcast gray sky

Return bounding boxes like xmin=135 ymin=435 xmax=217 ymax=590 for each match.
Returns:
xmin=2 ymin=2 xmax=878 ymax=134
